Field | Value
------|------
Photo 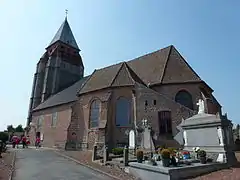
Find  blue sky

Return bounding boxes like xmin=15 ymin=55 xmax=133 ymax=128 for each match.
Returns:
xmin=0 ymin=0 xmax=239 ymax=130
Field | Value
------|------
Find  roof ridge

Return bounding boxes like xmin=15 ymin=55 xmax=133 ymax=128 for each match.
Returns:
xmin=77 ymin=71 xmax=96 ymax=96
xmin=160 ymin=45 xmax=173 ymax=83
xmin=172 ymin=46 xmax=201 ymax=80
xmin=122 ymin=62 xmax=135 ymax=85
xmin=109 ymin=62 xmax=124 ymax=87
xmin=124 ymin=62 xmax=147 ymax=86
xmin=92 ymin=45 xmax=173 ymax=72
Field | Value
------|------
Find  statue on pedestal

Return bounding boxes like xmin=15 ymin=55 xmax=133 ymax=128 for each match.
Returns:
xmin=196 ymin=99 xmax=205 ymax=114
xmin=217 ymin=127 xmax=224 ymax=146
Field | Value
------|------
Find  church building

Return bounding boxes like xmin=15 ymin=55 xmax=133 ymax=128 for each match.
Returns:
xmin=27 ymin=17 xmax=222 ymax=150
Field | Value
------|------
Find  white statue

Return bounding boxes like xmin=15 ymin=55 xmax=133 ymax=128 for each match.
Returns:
xmin=196 ymin=99 xmax=205 ymax=114
xmin=217 ymin=127 xmax=224 ymax=146
xmin=142 ymin=119 xmax=148 ymax=126
xmin=183 ymin=130 xmax=188 ymax=145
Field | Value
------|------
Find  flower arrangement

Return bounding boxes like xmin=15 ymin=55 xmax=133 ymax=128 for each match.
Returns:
xmin=182 ymin=151 xmax=190 ymax=155
xmin=161 ymin=149 xmax=171 ymax=167
xmin=136 ymin=150 xmax=144 ymax=163
xmin=198 ymin=150 xmax=207 ymax=164
xmin=160 ymin=149 xmax=171 ymax=159
xmin=175 ymin=151 xmax=182 ymax=159
xmin=193 ymin=147 xmax=200 ymax=153
xmin=182 ymin=151 xmax=190 ymax=159
xmin=198 ymin=150 xmax=206 ymax=157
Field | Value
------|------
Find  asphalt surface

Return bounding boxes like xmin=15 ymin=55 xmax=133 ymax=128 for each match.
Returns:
xmin=13 ymin=148 xmax=112 ymax=180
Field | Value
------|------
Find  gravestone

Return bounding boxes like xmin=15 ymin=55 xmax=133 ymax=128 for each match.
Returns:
xmin=140 ymin=119 xmax=155 ymax=151
xmin=129 ymin=130 xmax=135 ymax=149
xmin=179 ymin=99 xmax=237 ymax=165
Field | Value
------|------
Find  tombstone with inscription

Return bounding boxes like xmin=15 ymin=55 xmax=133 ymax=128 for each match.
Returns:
xmin=179 ymin=99 xmax=237 ymax=165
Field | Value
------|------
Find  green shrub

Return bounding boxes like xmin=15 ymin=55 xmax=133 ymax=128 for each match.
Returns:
xmin=112 ymin=148 xmax=124 ymax=155
xmin=0 ymin=132 xmax=8 ymax=143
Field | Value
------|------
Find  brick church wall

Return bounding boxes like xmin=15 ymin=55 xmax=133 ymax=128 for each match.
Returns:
xmin=135 ymin=85 xmax=194 ymax=147
xmin=29 ymin=103 xmax=73 ymax=149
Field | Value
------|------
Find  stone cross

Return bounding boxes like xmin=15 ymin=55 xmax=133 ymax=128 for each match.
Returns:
xmin=196 ymin=99 xmax=205 ymax=114
xmin=65 ymin=9 xmax=68 ymax=17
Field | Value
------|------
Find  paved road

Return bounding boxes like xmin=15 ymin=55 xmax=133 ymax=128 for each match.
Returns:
xmin=13 ymin=148 xmax=112 ymax=180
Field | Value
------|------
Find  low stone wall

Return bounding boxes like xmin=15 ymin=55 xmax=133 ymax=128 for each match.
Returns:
xmin=128 ymin=162 xmax=229 ymax=180
xmin=65 ymin=141 xmax=88 ymax=150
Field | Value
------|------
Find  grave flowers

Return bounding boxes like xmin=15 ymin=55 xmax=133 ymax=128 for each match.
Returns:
xmin=198 ymin=150 xmax=207 ymax=164
xmin=136 ymin=150 xmax=144 ymax=163
xmin=161 ymin=149 xmax=171 ymax=167
xmin=182 ymin=151 xmax=190 ymax=160
xmin=175 ymin=151 xmax=182 ymax=162
xmin=193 ymin=147 xmax=200 ymax=159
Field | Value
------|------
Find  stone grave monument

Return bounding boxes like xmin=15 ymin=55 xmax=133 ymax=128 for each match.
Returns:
xmin=179 ymin=99 xmax=237 ymax=165
xmin=174 ymin=118 xmax=185 ymax=146
xmin=129 ymin=130 xmax=136 ymax=149
xmin=128 ymin=130 xmax=136 ymax=159
xmin=140 ymin=119 xmax=155 ymax=152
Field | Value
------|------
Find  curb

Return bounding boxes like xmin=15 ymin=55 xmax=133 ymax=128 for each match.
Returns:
xmin=27 ymin=146 xmax=60 ymax=151
xmin=54 ymin=151 xmax=122 ymax=180
xmin=8 ymin=151 xmax=16 ymax=180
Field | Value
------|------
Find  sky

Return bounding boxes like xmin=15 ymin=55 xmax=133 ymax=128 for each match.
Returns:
xmin=0 ymin=0 xmax=239 ymax=131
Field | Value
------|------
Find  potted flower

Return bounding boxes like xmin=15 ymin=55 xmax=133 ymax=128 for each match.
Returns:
xmin=136 ymin=150 xmax=144 ymax=163
xmin=192 ymin=147 xmax=200 ymax=159
xmin=182 ymin=151 xmax=190 ymax=160
xmin=198 ymin=150 xmax=207 ymax=164
xmin=161 ymin=149 xmax=171 ymax=167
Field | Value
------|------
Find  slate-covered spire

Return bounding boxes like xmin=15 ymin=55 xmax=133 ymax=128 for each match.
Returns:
xmin=48 ymin=17 xmax=79 ymax=50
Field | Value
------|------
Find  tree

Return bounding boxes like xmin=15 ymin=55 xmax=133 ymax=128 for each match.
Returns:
xmin=15 ymin=125 xmax=24 ymax=132
xmin=0 ymin=132 xmax=9 ymax=143
xmin=7 ymin=125 xmax=15 ymax=133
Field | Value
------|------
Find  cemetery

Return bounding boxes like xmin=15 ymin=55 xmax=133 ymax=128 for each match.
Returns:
xmin=93 ymin=99 xmax=237 ymax=180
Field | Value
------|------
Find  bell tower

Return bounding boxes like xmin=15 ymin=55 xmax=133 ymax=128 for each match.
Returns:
xmin=27 ymin=16 xmax=84 ymax=125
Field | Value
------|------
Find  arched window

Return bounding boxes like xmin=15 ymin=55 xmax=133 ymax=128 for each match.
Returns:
xmin=116 ymin=97 xmax=131 ymax=127
xmin=89 ymin=99 xmax=101 ymax=128
xmin=175 ymin=90 xmax=193 ymax=110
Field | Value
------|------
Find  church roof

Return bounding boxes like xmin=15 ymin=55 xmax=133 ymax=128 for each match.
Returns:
xmin=48 ymin=18 xmax=79 ymax=50
xmin=79 ymin=62 xmax=146 ymax=94
xmin=33 ymin=76 xmax=89 ymax=111
xmin=78 ymin=45 xmax=203 ymax=95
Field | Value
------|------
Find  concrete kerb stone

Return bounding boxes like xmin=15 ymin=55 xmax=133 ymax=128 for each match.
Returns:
xmin=9 ymin=151 xmax=16 ymax=180
xmin=54 ymin=151 xmax=122 ymax=180
xmin=27 ymin=146 xmax=60 ymax=151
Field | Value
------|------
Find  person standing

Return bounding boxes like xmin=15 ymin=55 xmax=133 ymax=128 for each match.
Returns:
xmin=16 ymin=137 xmax=20 ymax=149
xmin=22 ymin=136 xmax=27 ymax=148
xmin=35 ymin=137 xmax=40 ymax=148
xmin=26 ymin=136 xmax=30 ymax=148
xmin=11 ymin=136 xmax=16 ymax=148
